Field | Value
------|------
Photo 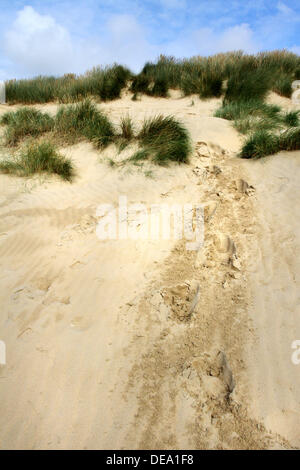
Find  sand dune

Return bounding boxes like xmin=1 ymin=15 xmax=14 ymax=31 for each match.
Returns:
xmin=0 ymin=92 xmax=299 ymax=449
xmin=242 ymin=151 xmax=300 ymax=447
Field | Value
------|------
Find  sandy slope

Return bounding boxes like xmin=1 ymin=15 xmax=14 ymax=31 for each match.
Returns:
xmin=242 ymin=151 xmax=300 ymax=447
xmin=0 ymin=92 xmax=299 ymax=449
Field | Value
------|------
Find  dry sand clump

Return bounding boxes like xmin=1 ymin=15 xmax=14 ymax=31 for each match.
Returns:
xmin=0 ymin=92 xmax=299 ymax=449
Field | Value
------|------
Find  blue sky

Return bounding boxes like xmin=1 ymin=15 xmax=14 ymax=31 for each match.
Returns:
xmin=0 ymin=0 xmax=299 ymax=79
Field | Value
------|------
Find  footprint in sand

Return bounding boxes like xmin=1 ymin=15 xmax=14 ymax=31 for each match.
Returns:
xmin=195 ymin=141 xmax=211 ymax=158
xmin=235 ymin=179 xmax=255 ymax=196
xmin=215 ymin=233 xmax=236 ymax=256
xmin=203 ymin=201 xmax=218 ymax=223
xmin=215 ymin=233 xmax=242 ymax=272
xmin=70 ymin=315 xmax=92 ymax=331
xmin=216 ymin=350 xmax=235 ymax=394
xmin=177 ymin=348 xmax=236 ymax=427
xmin=161 ymin=280 xmax=200 ymax=322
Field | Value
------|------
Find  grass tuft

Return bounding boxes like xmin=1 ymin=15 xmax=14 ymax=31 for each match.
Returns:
xmin=1 ymin=107 xmax=54 ymax=146
xmin=240 ymin=130 xmax=280 ymax=159
xmin=54 ymin=99 xmax=115 ymax=148
xmin=282 ymin=111 xmax=300 ymax=127
xmin=233 ymin=116 xmax=281 ymax=135
xmin=138 ymin=115 xmax=191 ymax=164
xmin=0 ymin=141 xmax=74 ymax=180
xmin=215 ymin=100 xmax=281 ymax=121
xmin=90 ymin=65 xmax=131 ymax=101
xmin=240 ymin=126 xmax=300 ymax=159
xmin=279 ymin=127 xmax=300 ymax=150
xmin=129 ymin=149 xmax=150 ymax=161
xmin=120 ymin=116 xmax=135 ymax=140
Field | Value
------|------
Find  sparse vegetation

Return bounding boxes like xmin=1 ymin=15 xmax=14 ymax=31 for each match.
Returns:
xmin=0 ymin=97 xmax=191 ymax=169
xmin=0 ymin=108 xmax=54 ymax=146
xmin=206 ymin=51 xmax=299 ymax=159
xmin=215 ymin=100 xmax=284 ymax=135
xmin=129 ymin=149 xmax=150 ymax=162
xmin=144 ymin=170 xmax=154 ymax=178
xmin=240 ymin=126 xmax=300 ymax=159
xmin=0 ymin=100 xmax=115 ymax=149
xmin=108 ymin=158 xmax=116 ymax=167
xmin=234 ymin=116 xmax=281 ymax=135
xmin=214 ymin=100 xmax=281 ymax=121
xmin=2 ymin=50 xmax=299 ymax=167
xmin=54 ymin=99 xmax=115 ymax=148
xmin=212 ymin=52 xmax=300 ymax=159
xmin=120 ymin=116 xmax=135 ymax=140
xmin=0 ymin=141 xmax=74 ymax=180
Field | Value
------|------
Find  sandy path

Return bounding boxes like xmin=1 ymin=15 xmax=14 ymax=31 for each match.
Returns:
xmin=0 ymin=93 xmax=298 ymax=449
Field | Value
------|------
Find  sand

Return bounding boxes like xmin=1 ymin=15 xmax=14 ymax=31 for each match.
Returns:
xmin=242 ymin=151 xmax=300 ymax=447
xmin=0 ymin=91 xmax=299 ymax=449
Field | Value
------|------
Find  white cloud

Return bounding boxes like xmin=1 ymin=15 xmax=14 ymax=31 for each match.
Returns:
xmin=163 ymin=23 xmax=260 ymax=58
xmin=1 ymin=4 xmax=298 ymax=80
xmin=256 ymin=2 xmax=300 ymax=49
xmin=194 ymin=23 xmax=260 ymax=55
xmin=103 ymin=15 xmax=158 ymax=70
xmin=4 ymin=6 xmax=74 ymax=75
xmin=2 ymin=7 xmax=157 ymax=76
xmin=277 ymin=1 xmax=293 ymax=16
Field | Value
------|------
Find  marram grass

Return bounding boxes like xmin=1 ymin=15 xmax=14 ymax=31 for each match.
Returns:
xmin=240 ymin=131 xmax=280 ymax=159
xmin=5 ymin=50 xmax=299 ymax=104
xmin=0 ymin=107 xmax=54 ymax=146
xmin=54 ymin=99 xmax=115 ymax=148
xmin=240 ymin=127 xmax=300 ymax=159
xmin=0 ymin=141 xmax=74 ymax=181
xmin=5 ymin=65 xmax=132 ymax=104
xmin=137 ymin=115 xmax=191 ymax=164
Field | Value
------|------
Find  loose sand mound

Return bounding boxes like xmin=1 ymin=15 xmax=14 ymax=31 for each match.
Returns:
xmin=0 ymin=92 xmax=299 ymax=449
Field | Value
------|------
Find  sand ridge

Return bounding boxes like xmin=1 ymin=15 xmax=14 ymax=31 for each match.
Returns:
xmin=0 ymin=93 xmax=299 ymax=449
